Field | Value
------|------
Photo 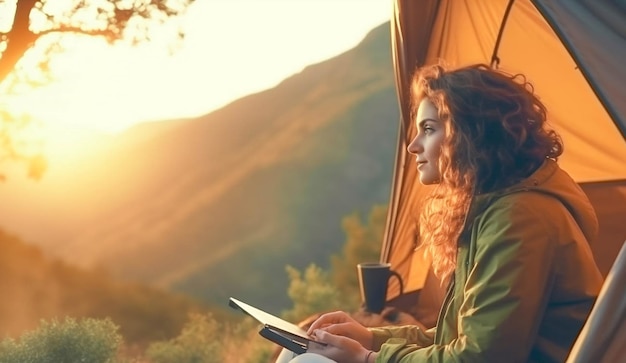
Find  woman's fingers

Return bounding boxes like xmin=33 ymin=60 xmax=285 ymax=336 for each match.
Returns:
xmin=317 ymin=322 xmax=374 ymax=350
xmin=307 ymin=311 xmax=353 ymax=334
xmin=323 ymin=322 xmax=359 ymax=336
xmin=308 ymin=330 xmax=370 ymax=363
xmin=306 ymin=311 xmax=374 ymax=351
xmin=314 ymin=329 xmax=349 ymax=346
xmin=305 ymin=340 xmax=331 ymax=355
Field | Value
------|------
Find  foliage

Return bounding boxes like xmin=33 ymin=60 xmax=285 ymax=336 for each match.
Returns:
xmin=143 ymin=202 xmax=389 ymax=362
xmin=146 ymin=313 xmax=274 ymax=363
xmin=280 ymin=204 xmax=388 ymax=323
xmin=281 ymin=264 xmax=344 ymax=324
xmin=0 ymin=317 xmax=121 ymax=363
xmin=219 ymin=319 xmax=275 ymax=363
xmin=145 ymin=313 xmax=223 ymax=363
xmin=331 ymin=204 xmax=388 ymax=308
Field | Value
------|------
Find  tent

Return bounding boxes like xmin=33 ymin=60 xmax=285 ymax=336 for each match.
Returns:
xmin=381 ymin=0 xmax=626 ymax=329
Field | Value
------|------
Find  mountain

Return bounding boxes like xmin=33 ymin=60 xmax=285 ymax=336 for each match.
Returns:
xmin=0 ymin=229 xmax=233 ymax=346
xmin=0 ymin=22 xmax=399 ymax=313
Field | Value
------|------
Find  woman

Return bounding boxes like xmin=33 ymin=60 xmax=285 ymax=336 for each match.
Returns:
xmin=281 ymin=63 xmax=603 ymax=363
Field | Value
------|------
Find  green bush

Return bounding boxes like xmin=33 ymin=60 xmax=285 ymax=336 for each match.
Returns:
xmin=221 ymin=321 xmax=274 ymax=363
xmin=0 ymin=317 xmax=121 ymax=363
xmin=146 ymin=312 xmax=276 ymax=363
xmin=331 ymin=205 xmax=387 ymax=309
xmin=146 ymin=313 xmax=223 ymax=363
xmin=281 ymin=264 xmax=343 ymax=323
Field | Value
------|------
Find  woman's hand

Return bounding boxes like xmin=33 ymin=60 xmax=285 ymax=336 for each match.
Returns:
xmin=307 ymin=311 xmax=374 ymax=350
xmin=308 ymin=329 xmax=377 ymax=363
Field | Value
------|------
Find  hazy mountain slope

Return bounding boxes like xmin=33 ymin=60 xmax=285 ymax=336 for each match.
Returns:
xmin=94 ymin=23 xmax=396 ymax=311
xmin=173 ymin=85 xmax=399 ymax=310
xmin=0 ymin=22 xmax=399 ymax=313
xmin=0 ymin=229 xmax=232 ymax=346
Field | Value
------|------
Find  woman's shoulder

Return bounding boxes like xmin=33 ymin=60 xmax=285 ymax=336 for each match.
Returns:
xmin=474 ymin=188 xmax=595 ymax=245
xmin=478 ymin=190 xmax=569 ymax=225
xmin=476 ymin=160 xmax=587 ymax=220
xmin=474 ymin=185 xmax=567 ymax=219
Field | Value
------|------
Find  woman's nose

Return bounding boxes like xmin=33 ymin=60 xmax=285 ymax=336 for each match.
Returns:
xmin=407 ymin=136 xmax=421 ymax=155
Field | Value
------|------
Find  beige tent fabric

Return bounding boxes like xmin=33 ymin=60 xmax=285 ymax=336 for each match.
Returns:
xmin=384 ymin=0 xmax=626 ymax=315
xmin=534 ymin=0 xmax=626 ymax=140
xmin=566 ymin=241 xmax=626 ymax=362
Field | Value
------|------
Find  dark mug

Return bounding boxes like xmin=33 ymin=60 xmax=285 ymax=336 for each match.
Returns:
xmin=357 ymin=262 xmax=404 ymax=314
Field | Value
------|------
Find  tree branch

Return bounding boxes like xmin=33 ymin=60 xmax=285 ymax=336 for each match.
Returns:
xmin=37 ymin=26 xmax=118 ymax=41
xmin=0 ymin=0 xmax=40 ymax=82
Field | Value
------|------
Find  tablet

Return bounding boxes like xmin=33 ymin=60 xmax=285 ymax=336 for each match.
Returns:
xmin=228 ymin=297 xmax=325 ymax=353
xmin=259 ymin=324 xmax=311 ymax=354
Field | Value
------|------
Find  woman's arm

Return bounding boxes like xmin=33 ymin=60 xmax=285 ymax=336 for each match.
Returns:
xmin=378 ymin=194 xmax=570 ymax=362
xmin=368 ymin=325 xmax=435 ymax=351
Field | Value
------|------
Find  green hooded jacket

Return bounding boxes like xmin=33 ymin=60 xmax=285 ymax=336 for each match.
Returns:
xmin=370 ymin=160 xmax=603 ymax=363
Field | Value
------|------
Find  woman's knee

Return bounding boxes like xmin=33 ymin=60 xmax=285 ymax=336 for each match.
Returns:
xmin=289 ymin=352 xmax=336 ymax=363
xmin=275 ymin=348 xmax=297 ymax=363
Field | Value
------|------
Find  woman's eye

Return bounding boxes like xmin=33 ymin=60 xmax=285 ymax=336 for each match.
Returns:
xmin=423 ymin=126 xmax=434 ymax=134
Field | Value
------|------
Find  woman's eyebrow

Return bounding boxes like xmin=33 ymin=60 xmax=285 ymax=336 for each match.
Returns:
xmin=418 ymin=118 xmax=438 ymax=127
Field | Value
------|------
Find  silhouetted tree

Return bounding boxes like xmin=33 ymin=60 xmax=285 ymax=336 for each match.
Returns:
xmin=0 ymin=0 xmax=195 ymax=179
xmin=1 ymin=0 xmax=195 ymax=82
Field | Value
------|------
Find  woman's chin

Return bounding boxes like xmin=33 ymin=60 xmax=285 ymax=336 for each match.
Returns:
xmin=419 ymin=175 xmax=438 ymax=185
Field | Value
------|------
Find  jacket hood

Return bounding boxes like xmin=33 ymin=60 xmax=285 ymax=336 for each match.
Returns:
xmin=477 ymin=159 xmax=599 ymax=244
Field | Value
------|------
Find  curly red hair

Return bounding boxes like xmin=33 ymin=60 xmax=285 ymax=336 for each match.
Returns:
xmin=412 ymin=63 xmax=563 ymax=282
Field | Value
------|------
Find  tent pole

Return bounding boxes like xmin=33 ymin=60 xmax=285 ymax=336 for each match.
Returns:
xmin=531 ymin=0 xmax=626 ymax=139
xmin=490 ymin=0 xmax=516 ymax=68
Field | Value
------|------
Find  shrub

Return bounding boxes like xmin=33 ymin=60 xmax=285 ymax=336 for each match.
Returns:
xmin=146 ymin=313 xmax=223 ymax=363
xmin=0 ymin=317 xmax=121 ymax=363
xmin=330 ymin=205 xmax=388 ymax=309
xmin=220 ymin=320 xmax=274 ymax=363
xmin=281 ymin=264 xmax=343 ymax=323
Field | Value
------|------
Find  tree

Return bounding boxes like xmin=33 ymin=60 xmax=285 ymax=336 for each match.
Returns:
xmin=282 ymin=264 xmax=344 ymax=323
xmin=146 ymin=313 xmax=223 ymax=363
xmin=330 ymin=204 xmax=387 ymax=300
xmin=281 ymin=205 xmax=388 ymax=323
xmin=0 ymin=0 xmax=195 ymax=179
xmin=1 ymin=0 xmax=195 ymax=83
xmin=0 ymin=317 xmax=121 ymax=363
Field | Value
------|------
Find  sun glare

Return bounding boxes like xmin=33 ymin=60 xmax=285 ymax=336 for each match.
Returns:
xmin=0 ymin=1 xmax=16 ymax=32
xmin=5 ymin=0 xmax=390 ymax=145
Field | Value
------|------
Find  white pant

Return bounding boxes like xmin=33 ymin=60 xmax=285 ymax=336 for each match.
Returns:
xmin=275 ymin=348 xmax=336 ymax=363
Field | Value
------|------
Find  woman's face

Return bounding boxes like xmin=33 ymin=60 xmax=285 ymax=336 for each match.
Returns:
xmin=407 ymin=99 xmax=445 ymax=185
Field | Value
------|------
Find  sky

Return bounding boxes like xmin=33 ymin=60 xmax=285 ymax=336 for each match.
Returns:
xmin=5 ymin=0 xmax=391 ymax=137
